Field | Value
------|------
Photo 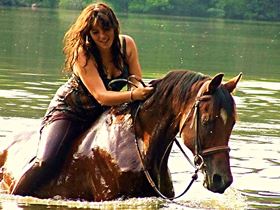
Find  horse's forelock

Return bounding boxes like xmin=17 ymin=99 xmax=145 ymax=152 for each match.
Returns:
xmin=215 ymin=87 xmax=236 ymax=117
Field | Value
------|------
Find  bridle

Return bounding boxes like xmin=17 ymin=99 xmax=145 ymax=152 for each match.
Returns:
xmin=179 ymin=95 xmax=231 ymax=167
xmin=109 ymin=76 xmax=231 ymax=200
xmin=133 ymin=94 xmax=231 ymax=200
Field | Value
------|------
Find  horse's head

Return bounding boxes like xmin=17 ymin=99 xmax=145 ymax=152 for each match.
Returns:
xmin=179 ymin=72 xmax=242 ymax=193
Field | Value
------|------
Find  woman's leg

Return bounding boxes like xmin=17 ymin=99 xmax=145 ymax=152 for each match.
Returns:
xmin=11 ymin=119 xmax=87 ymax=196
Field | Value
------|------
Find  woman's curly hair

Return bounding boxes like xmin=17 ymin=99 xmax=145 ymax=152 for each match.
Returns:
xmin=63 ymin=3 xmax=127 ymax=73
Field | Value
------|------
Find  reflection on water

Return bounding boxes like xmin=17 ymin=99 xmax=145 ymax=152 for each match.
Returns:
xmin=242 ymin=190 xmax=280 ymax=209
xmin=230 ymin=80 xmax=280 ymax=209
xmin=0 ymin=69 xmax=62 ymax=118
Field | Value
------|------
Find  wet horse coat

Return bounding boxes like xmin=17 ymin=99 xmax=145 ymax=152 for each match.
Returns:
xmin=0 ymin=70 xmax=242 ymax=201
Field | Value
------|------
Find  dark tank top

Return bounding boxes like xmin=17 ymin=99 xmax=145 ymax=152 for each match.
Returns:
xmin=42 ymin=37 xmax=129 ymax=126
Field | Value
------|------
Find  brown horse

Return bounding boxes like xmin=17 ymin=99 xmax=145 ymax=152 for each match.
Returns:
xmin=0 ymin=70 xmax=242 ymax=201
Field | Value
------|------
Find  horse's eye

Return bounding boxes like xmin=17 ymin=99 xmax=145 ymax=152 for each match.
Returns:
xmin=202 ymin=120 xmax=207 ymax=126
xmin=201 ymin=117 xmax=209 ymax=126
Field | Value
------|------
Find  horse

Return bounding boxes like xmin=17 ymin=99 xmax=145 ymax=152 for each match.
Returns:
xmin=0 ymin=70 xmax=242 ymax=201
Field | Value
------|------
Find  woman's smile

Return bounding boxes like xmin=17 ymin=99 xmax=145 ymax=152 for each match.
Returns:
xmin=90 ymin=22 xmax=114 ymax=50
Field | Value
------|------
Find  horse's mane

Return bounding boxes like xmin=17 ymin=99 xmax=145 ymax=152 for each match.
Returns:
xmin=145 ymin=70 xmax=236 ymax=116
xmin=145 ymin=70 xmax=208 ymax=109
xmin=112 ymin=70 xmax=235 ymax=117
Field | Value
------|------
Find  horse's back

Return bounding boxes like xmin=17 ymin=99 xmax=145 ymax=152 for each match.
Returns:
xmin=74 ymin=106 xmax=142 ymax=172
xmin=62 ymin=106 xmax=146 ymax=200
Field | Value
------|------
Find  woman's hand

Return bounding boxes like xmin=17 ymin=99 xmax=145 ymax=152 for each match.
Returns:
xmin=131 ymin=86 xmax=154 ymax=101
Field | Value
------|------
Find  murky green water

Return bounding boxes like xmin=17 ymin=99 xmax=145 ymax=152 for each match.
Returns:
xmin=0 ymin=7 xmax=279 ymax=209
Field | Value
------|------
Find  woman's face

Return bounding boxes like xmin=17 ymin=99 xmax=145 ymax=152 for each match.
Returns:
xmin=90 ymin=21 xmax=115 ymax=51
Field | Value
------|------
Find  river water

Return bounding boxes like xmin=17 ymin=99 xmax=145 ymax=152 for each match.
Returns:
xmin=0 ymin=7 xmax=279 ymax=209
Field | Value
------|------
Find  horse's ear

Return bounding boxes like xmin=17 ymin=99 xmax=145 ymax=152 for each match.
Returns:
xmin=223 ymin=72 xmax=243 ymax=93
xmin=206 ymin=73 xmax=224 ymax=94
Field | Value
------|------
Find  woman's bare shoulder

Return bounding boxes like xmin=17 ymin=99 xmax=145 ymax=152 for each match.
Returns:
xmin=119 ymin=34 xmax=138 ymax=58
xmin=120 ymin=34 xmax=136 ymax=46
xmin=74 ymin=47 xmax=97 ymax=75
xmin=76 ymin=47 xmax=88 ymax=65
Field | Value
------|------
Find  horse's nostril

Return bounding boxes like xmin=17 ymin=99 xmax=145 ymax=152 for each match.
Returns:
xmin=209 ymin=173 xmax=232 ymax=193
xmin=213 ymin=174 xmax=222 ymax=185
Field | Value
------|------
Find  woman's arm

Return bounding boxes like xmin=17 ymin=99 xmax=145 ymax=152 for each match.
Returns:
xmin=73 ymin=48 xmax=153 ymax=106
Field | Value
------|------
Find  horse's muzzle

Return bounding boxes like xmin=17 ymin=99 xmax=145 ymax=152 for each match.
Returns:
xmin=203 ymin=172 xmax=233 ymax=193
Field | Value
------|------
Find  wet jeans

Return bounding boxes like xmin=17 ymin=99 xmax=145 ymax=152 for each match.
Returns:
xmin=12 ymin=119 xmax=90 ymax=196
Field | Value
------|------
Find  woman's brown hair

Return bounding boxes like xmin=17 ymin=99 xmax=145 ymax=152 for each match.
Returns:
xmin=63 ymin=3 xmax=127 ymax=73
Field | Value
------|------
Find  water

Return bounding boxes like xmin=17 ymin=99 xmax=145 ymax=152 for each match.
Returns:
xmin=0 ymin=7 xmax=279 ymax=209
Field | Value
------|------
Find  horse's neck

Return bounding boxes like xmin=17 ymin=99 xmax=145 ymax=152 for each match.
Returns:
xmin=139 ymin=105 xmax=176 ymax=139
xmin=137 ymin=102 xmax=182 ymax=168
xmin=137 ymin=85 xmax=200 ymax=168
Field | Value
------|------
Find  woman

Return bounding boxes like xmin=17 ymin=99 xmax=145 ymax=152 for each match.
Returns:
xmin=12 ymin=3 xmax=153 ymax=196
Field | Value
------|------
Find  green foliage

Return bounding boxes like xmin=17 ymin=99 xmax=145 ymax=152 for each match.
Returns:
xmin=59 ymin=0 xmax=84 ymax=9
xmin=207 ymin=8 xmax=225 ymax=18
xmin=104 ymin=0 xmax=128 ymax=12
xmin=129 ymin=0 xmax=171 ymax=13
xmin=0 ymin=0 xmax=279 ymax=21
xmin=244 ymin=0 xmax=280 ymax=20
xmin=0 ymin=0 xmax=29 ymax=6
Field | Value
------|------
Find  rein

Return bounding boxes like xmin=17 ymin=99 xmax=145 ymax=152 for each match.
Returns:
xmin=133 ymin=104 xmax=199 ymax=200
xmin=108 ymin=75 xmax=146 ymax=90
